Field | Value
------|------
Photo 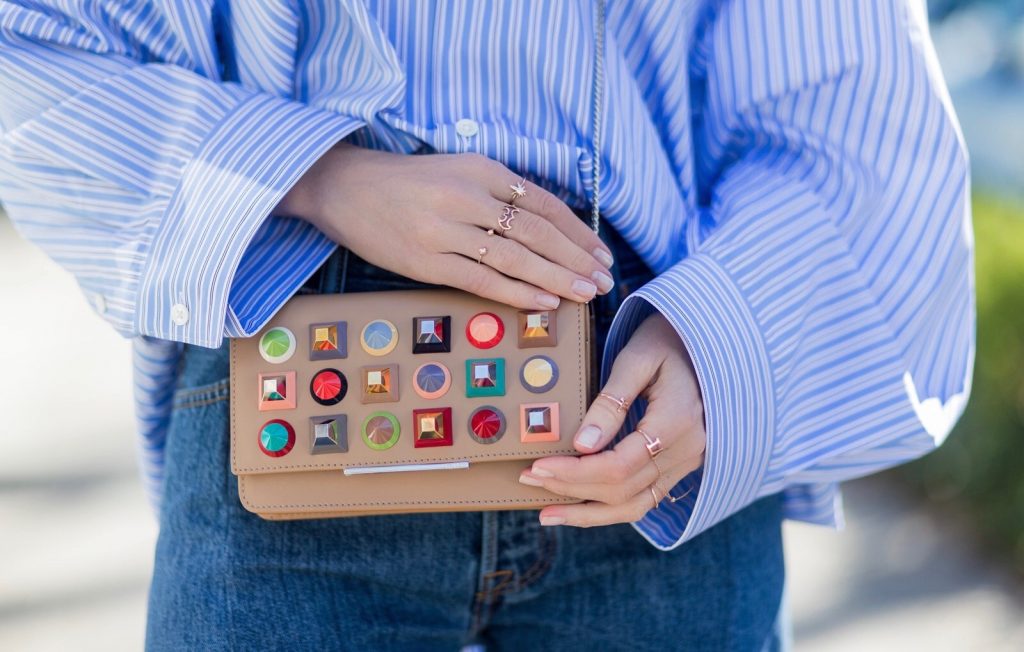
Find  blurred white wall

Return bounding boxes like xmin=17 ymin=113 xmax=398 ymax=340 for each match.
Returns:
xmin=0 ymin=213 xmax=157 ymax=650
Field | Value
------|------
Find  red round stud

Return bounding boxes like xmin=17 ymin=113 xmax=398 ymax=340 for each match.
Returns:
xmin=468 ymin=406 xmax=506 ymax=444
xmin=466 ymin=312 xmax=504 ymax=349
xmin=310 ymin=368 xmax=347 ymax=406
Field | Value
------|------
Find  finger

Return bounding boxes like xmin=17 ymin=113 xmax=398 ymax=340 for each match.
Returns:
xmin=488 ymin=176 xmax=614 ymax=268
xmin=432 ymin=253 xmax=561 ymax=311
xmin=565 ymin=347 xmax=658 ymax=455
xmin=448 ymin=224 xmax=598 ymax=303
xmin=530 ymin=430 xmax=654 ymax=484
xmin=484 ymin=199 xmax=613 ymax=294
xmin=537 ymin=485 xmax=658 ymax=528
xmin=519 ymin=454 xmax=660 ymax=505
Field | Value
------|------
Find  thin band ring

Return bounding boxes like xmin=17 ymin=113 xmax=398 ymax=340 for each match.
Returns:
xmin=636 ymin=427 xmax=664 ymax=458
xmin=651 ymin=455 xmax=664 ymax=476
xmin=648 ymin=485 xmax=661 ymax=510
xmin=667 ymin=486 xmax=694 ymax=504
xmin=596 ymin=392 xmax=629 ymax=414
xmin=477 ymin=247 xmax=488 ymax=264
xmin=509 ymin=177 xmax=527 ymax=203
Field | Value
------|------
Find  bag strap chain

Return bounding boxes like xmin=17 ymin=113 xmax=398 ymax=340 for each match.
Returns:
xmin=590 ymin=0 xmax=606 ymax=236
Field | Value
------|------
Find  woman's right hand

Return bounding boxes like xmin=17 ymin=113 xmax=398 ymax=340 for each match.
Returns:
xmin=274 ymin=142 xmax=615 ymax=310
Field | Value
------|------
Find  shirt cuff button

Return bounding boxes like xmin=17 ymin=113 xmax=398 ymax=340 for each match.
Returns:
xmin=171 ymin=303 xmax=190 ymax=326
xmin=455 ymin=118 xmax=479 ymax=137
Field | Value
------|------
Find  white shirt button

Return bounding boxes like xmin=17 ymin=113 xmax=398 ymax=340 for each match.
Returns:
xmin=455 ymin=118 xmax=479 ymax=137
xmin=92 ymin=294 xmax=106 ymax=315
xmin=170 ymin=303 xmax=190 ymax=326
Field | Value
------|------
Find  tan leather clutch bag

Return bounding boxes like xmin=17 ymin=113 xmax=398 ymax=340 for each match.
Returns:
xmin=229 ymin=289 xmax=588 ymax=520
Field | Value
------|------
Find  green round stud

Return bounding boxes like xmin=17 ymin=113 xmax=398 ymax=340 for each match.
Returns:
xmin=259 ymin=327 xmax=296 ymax=364
xmin=361 ymin=411 xmax=401 ymax=451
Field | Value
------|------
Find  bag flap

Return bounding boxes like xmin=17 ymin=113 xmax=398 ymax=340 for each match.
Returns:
xmin=230 ymin=289 xmax=588 ymax=476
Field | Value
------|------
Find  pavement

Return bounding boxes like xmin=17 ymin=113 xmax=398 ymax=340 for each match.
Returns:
xmin=1 ymin=212 xmax=1022 ymax=650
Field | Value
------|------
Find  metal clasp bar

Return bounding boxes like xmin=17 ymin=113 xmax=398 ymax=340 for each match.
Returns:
xmin=343 ymin=460 xmax=470 ymax=476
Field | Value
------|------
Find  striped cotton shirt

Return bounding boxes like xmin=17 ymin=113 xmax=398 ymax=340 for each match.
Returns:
xmin=0 ymin=0 xmax=973 ymax=550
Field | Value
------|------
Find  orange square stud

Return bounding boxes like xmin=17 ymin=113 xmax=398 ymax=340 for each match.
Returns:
xmin=519 ymin=402 xmax=560 ymax=442
xmin=360 ymin=364 xmax=399 ymax=404
xmin=517 ymin=310 xmax=557 ymax=348
xmin=309 ymin=321 xmax=347 ymax=360
xmin=258 ymin=371 xmax=297 ymax=411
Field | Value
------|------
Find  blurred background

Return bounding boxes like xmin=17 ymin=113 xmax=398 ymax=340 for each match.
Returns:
xmin=2 ymin=1 xmax=1023 ymax=649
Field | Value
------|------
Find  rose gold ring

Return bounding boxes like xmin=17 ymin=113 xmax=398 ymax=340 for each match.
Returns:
xmin=509 ymin=177 xmax=527 ymax=203
xmin=498 ymin=204 xmax=519 ymax=234
xmin=651 ymin=456 xmax=664 ymax=476
xmin=636 ymin=428 xmax=664 ymax=458
xmin=477 ymin=247 xmax=488 ymax=264
xmin=667 ymin=486 xmax=694 ymax=504
xmin=649 ymin=485 xmax=661 ymax=510
xmin=597 ymin=392 xmax=629 ymax=413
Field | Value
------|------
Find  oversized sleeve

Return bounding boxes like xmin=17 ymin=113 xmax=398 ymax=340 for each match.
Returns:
xmin=0 ymin=1 xmax=364 ymax=347
xmin=602 ymin=0 xmax=974 ymax=550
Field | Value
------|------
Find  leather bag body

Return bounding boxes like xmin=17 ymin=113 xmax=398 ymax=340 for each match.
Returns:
xmin=230 ymin=289 xmax=588 ymax=519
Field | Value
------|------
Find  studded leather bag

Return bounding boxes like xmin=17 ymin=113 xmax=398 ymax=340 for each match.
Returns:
xmin=229 ymin=0 xmax=607 ymax=519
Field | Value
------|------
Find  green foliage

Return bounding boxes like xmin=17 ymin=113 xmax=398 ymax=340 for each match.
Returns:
xmin=900 ymin=193 xmax=1024 ymax=574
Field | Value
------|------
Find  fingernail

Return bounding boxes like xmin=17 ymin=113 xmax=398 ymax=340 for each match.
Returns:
xmin=575 ymin=425 xmax=602 ymax=450
xmin=593 ymin=248 xmax=614 ymax=268
xmin=536 ymin=293 xmax=560 ymax=309
xmin=519 ymin=472 xmax=544 ymax=487
xmin=530 ymin=466 xmax=554 ymax=478
xmin=591 ymin=270 xmax=613 ymax=294
xmin=540 ymin=516 xmax=566 ymax=526
xmin=571 ymin=279 xmax=597 ymax=299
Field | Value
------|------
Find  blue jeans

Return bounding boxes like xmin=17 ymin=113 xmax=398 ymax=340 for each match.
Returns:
xmin=146 ymin=225 xmax=786 ymax=651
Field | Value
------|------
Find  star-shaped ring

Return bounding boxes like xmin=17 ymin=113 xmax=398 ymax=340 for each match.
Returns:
xmin=509 ymin=177 xmax=527 ymax=203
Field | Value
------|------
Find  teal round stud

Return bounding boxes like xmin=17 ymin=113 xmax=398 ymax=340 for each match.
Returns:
xmin=259 ymin=419 xmax=295 ymax=457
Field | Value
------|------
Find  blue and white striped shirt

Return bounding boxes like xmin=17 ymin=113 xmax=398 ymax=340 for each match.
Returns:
xmin=0 ymin=0 xmax=973 ymax=550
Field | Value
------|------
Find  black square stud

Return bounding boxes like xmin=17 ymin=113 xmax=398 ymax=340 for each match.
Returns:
xmin=412 ymin=316 xmax=451 ymax=354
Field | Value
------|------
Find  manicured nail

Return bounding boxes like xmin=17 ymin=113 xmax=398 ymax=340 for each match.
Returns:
xmin=530 ymin=466 xmax=554 ymax=478
xmin=575 ymin=425 xmax=601 ymax=450
xmin=540 ymin=515 xmax=566 ymax=526
xmin=519 ymin=472 xmax=544 ymax=487
xmin=591 ymin=270 xmax=613 ymax=293
xmin=571 ymin=279 xmax=597 ymax=299
xmin=593 ymin=248 xmax=614 ymax=268
xmin=536 ymin=293 xmax=560 ymax=309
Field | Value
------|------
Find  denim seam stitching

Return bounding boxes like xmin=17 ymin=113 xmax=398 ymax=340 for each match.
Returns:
xmin=174 ymin=393 xmax=230 ymax=410
xmin=469 ymin=514 xmax=501 ymax=635
xmin=513 ymin=523 xmax=557 ymax=593
xmin=173 ymin=377 xmax=230 ymax=408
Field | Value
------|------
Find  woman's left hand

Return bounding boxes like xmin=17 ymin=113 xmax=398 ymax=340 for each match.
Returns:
xmin=519 ymin=313 xmax=707 ymax=527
